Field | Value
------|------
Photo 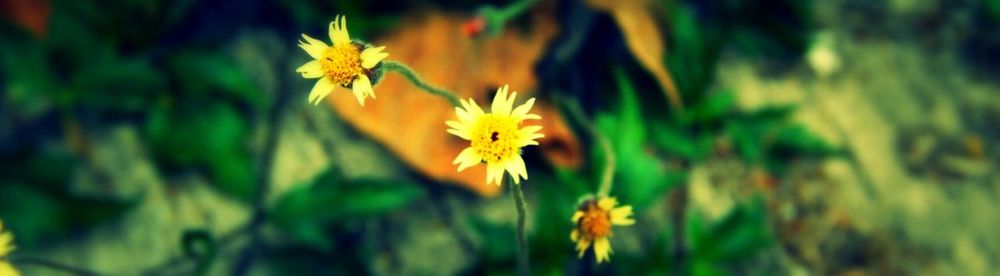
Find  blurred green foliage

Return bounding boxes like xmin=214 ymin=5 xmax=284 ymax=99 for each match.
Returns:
xmin=270 ymin=167 xmax=426 ymax=252
xmin=596 ymin=68 xmax=685 ymax=210
xmin=0 ymin=150 xmax=132 ymax=247
xmin=0 ymin=0 xmax=836 ymax=274
xmin=684 ymin=197 xmax=773 ymax=275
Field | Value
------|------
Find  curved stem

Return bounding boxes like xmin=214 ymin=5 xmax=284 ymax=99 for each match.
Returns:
xmin=507 ymin=178 xmax=529 ymax=276
xmin=381 ymin=61 xmax=462 ymax=107
xmin=233 ymin=51 xmax=292 ymax=276
xmin=9 ymin=257 xmax=102 ymax=276
xmin=594 ymin=128 xmax=616 ymax=197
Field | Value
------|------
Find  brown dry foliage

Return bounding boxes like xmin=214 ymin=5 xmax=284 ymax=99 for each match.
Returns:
xmin=586 ymin=0 xmax=682 ymax=109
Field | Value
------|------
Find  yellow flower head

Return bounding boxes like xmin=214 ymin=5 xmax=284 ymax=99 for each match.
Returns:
xmin=571 ymin=197 xmax=635 ymax=263
xmin=0 ymin=262 xmax=17 ymax=276
xmin=296 ymin=15 xmax=389 ymax=106
xmin=0 ymin=219 xmax=13 ymax=258
xmin=447 ymin=85 xmax=544 ymax=186
xmin=0 ymin=219 xmax=19 ymax=276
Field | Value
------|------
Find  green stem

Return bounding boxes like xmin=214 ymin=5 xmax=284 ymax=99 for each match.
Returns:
xmin=496 ymin=0 xmax=536 ymax=21
xmin=382 ymin=61 xmax=462 ymax=107
xmin=507 ymin=178 xmax=530 ymax=276
xmin=595 ymin=127 xmax=615 ymax=197
xmin=564 ymin=100 xmax=616 ymax=197
xmin=10 ymin=257 xmax=101 ymax=276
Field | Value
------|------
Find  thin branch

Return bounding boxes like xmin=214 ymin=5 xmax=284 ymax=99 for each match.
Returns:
xmin=232 ymin=55 xmax=292 ymax=276
xmin=9 ymin=257 xmax=102 ymax=276
xmin=381 ymin=61 xmax=462 ymax=107
xmin=507 ymin=178 xmax=530 ymax=276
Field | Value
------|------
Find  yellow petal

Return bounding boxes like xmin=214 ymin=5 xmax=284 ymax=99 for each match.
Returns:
xmin=593 ymin=237 xmax=612 ymax=263
xmin=0 ymin=262 xmax=20 ymax=276
xmin=491 ymin=85 xmax=512 ymax=116
xmin=571 ymin=229 xmax=580 ymax=241
xmin=465 ymin=98 xmax=485 ymax=117
xmin=486 ymin=161 xmax=505 ymax=186
xmin=518 ymin=125 xmax=544 ymax=146
xmin=610 ymin=206 xmax=635 ymax=226
xmin=330 ymin=15 xmax=350 ymax=45
xmin=296 ymin=60 xmax=323 ymax=79
xmin=453 ymin=147 xmax=482 ymax=171
xmin=511 ymin=97 xmax=536 ymax=119
xmin=298 ymin=34 xmax=327 ymax=59
xmin=576 ymin=237 xmax=592 ymax=258
xmin=571 ymin=211 xmax=584 ymax=223
xmin=598 ymin=197 xmax=618 ymax=211
xmin=328 ymin=15 xmax=340 ymax=44
xmin=351 ymin=74 xmax=373 ymax=106
xmin=506 ymin=155 xmax=528 ymax=183
xmin=505 ymin=91 xmax=518 ymax=114
xmin=446 ymin=121 xmax=470 ymax=140
xmin=340 ymin=16 xmax=351 ymax=43
xmin=360 ymin=46 xmax=389 ymax=69
xmin=308 ymin=77 xmax=336 ymax=105
xmin=455 ymin=106 xmax=474 ymax=123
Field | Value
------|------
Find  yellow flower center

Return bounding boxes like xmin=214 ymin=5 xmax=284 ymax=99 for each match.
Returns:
xmin=470 ymin=114 xmax=521 ymax=164
xmin=578 ymin=201 xmax=612 ymax=239
xmin=321 ymin=43 xmax=364 ymax=87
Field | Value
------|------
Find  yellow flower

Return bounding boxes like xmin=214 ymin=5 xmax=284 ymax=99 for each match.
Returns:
xmin=0 ymin=219 xmax=19 ymax=276
xmin=296 ymin=15 xmax=389 ymax=106
xmin=447 ymin=85 xmax=544 ymax=186
xmin=0 ymin=262 xmax=17 ymax=276
xmin=571 ymin=197 xmax=635 ymax=263
xmin=0 ymin=219 xmax=13 ymax=258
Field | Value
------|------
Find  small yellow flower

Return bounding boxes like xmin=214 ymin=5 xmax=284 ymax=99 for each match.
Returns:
xmin=296 ymin=15 xmax=389 ymax=106
xmin=0 ymin=220 xmax=14 ymax=258
xmin=571 ymin=197 xmax=635 ymax=263
xmin=447 ymin=85 xmax=544 ymax=186
xmin=0 ymin=219 xmax=20 ymax=276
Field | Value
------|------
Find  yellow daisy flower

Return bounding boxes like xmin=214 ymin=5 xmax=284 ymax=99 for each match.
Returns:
xmin=447 ymin=85 xmax=544 ymax=186
xmin=571 ymin=197 xmax=635 ymax=263
xmin=0 ymin=219 xmax=19 ymax=276
xmin=296 ymin=15 xmax=389 ymax=106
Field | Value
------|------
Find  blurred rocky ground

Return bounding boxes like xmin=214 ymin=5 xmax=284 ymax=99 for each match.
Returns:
xmin=700 ymin=0 xmax=1000 ymax=274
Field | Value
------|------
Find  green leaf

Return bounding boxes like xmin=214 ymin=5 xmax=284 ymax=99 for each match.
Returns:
xmin=269 ymin=168 xmax=425 ymax=252
xmin=665 ymin=3 xmax=722 ymax=99
xmin=209 ymin=155 xmax=255 ymax=202
xmin=651 ymin=124 xmax=714 ymax=162
xmin=69 ymin=58 xmax=166 ymax=112
xmin=682 ymin=89 xmax=736 ymax=125
xmin=691 ymin=259 xmax=727 ymax=276
xmin=529 ymin=168 xmax=590 ymax=268
xmin=687 ymin=197 xmax=773 ymax=262
xmin=0 ymin=182 xmax=132 ymax=247
xmin=146 ymin=101 xmax=253 ymax=200
xmin=726 ymin=104 xmax=836 ymax=173
xmin=168 ymin=52 xmax=264 ymax=108
xmin=772 ymin=124 xmax=837 ymax=156
xmin=595 ymin=68 xmax=672 ymax=210
xmin=470 ymin=217 xmax=517 ymax=265
xmin=182 ymin=229 xmax=217 ymax=275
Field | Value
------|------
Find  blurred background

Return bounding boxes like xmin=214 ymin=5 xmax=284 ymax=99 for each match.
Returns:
xmin=0 ymin=0 xmax=998 ymax=275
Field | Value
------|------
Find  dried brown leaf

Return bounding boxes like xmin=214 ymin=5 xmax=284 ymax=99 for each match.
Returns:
xmin=586 ymin=0 xmax=682 ymax=109
xmin=323 ymin=12 xmax=580 ymax=197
